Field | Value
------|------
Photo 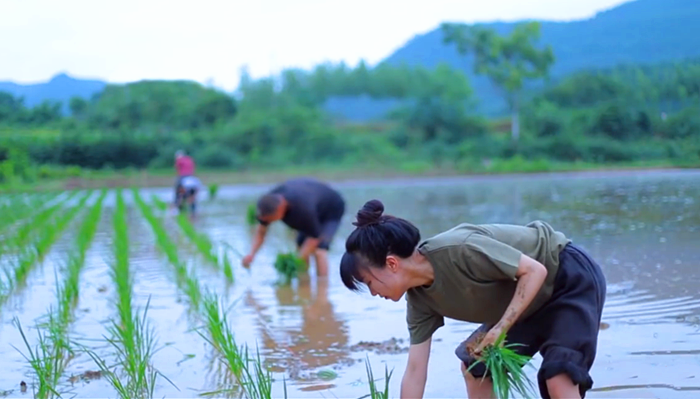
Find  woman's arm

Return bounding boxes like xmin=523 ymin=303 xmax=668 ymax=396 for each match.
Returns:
xmin=400 ymin=338 xmax=432 ymax=399
xmin=496 ymin=254 xmax=548 ymax=330
xmin=474 ymin=254 xmax=547 ymax=353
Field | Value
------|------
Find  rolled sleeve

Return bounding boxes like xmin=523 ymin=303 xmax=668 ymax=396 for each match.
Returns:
xmin=406 ymin=298 xmax=444 ymax=345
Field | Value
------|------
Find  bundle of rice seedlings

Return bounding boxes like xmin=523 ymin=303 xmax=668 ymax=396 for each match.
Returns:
xmin=246 ymin=203 xmax=257 ymax=226
xmin=466 ymin=332 xmax=537 ymax=399
xmin=273 ymin=252 xmax=307 ymax=282
xmin=208 ymin=184 xmax=219 ymax=200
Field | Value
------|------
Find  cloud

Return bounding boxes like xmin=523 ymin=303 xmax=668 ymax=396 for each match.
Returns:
xmin=0 ymin=0 xmax=630 ymax=91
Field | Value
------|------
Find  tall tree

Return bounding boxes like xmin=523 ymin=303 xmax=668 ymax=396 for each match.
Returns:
xmin=442 ymin=21 xmax=555 ymax=141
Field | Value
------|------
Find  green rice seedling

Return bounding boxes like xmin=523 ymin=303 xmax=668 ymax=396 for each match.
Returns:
xmin=1 ymin=191 xmax=92 ymax=305
xmin=60 ymin=188 xmax=108 ymax=316
xmin=103 ymin=190 xmax=167 ymax=398
xmin=12 ymin=316 xmax=66 ymax=399
xmin=198 ymin=292 xmax=287 ymax=399
xmin=104 ymin=302 xmax=162 ymax=399
xmin=0 ymin=192 xmax=56 ymax=235
xmin=133 ymin=190 xmax=181 ymax=267
xmin=0 ymin=266 xmax=14 ymax=300
xmin=364 ymin=355 xmax=393 ymax=399
xmin=208 ymin=184 xmax=219 ymax=200
xmin=84 ymin=351 xmax=132 ymax=399
xmin=237 ymin=344 xmax=275 ymax=399
xmin=246 ymin=203 xmax=257 ymax=226
xmin=466 ymin=332 xmax=537 ymax=399
xmin=222 ymin=252 xmax=234 ymax=283
xmin=199 ymin=293 xmax=245 ymax=378
xmin=273 ymin=252 xmax=307 ymax=283
xmin=5 ymin=191 xmax=75 ymax=251
xmin=174 ymin=213 xmax=234 ymax=283
xmin=139 ymin=189 xmax=282 ymax=398
xmin=33 ymin=191 xmax=93 ymax=259
xmin=133 ymin=189 xmax=203 ymax=308
xmin=151 ymin=195 xmax=168 ymax=211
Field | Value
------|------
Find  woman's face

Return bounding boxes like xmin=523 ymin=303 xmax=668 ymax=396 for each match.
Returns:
xmin=359 ymin=256 xmax=406 ymax=302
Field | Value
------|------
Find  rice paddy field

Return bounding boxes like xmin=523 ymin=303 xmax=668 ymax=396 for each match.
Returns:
xmin=1 ymin=169 xmax=699 ymax=398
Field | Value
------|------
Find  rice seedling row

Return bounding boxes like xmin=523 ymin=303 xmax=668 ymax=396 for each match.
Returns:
xmin=134 ymin=190 xmax=281 ymax=398
xmin=0 ymin=191 xmax=93 ymax=306
xmin=8 ymin=191 xmax=104 ymax=398
xmin=12 ymin=314 xmax=66 ymax=399
xmin=58 ymin=188 xmax=108 ymax=322
xmin=0 ymin=193 xmax=56 ymax=235
xmin=84 ymin=188 xmax=163 ymax=399
xmin=150 ymin=196 xmax=234 ymax=283
xmin=133 ymin=189 xmax=203 ymax=309
xmin=2 ymin=190 xmax=79 ymax=253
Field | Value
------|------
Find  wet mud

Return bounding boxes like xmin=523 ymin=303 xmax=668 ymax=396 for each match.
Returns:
xmin=1 ymin=170 xmax=700 ymax=398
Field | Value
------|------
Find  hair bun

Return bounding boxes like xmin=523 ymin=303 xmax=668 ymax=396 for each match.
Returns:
xmin=354 ymin=199 xmax=384 ymax=227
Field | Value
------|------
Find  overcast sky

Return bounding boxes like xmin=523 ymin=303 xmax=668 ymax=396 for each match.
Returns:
xmin=1 ymin=0 xmax=631 ymax=91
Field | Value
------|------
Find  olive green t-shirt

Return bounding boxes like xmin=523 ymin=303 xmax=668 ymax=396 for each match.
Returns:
xmin=405 ymin=220 xmax=571 ymax=345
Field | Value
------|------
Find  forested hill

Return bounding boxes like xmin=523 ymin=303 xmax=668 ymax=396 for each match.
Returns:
xmin=337 ymin=0 xmax=700 ymax=117
xmin=3 ymin=0 xmax=700 ymax=118
xmin=388 ymin=0 xmax=700 ymax=75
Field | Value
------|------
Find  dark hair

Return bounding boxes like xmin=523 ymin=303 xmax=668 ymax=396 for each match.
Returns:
xmin=340 ymin=199 xmax=420 ymax=291
xmin=257 ymin=194 xmax=283 ymax=217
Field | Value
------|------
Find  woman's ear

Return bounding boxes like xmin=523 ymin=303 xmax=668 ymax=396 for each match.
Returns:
xmin=386 ymin=255 xmax=400 ymax=272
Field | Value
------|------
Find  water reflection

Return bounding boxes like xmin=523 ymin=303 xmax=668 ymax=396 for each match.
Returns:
xmin=245 ymin=278 xmax=351 ymax=382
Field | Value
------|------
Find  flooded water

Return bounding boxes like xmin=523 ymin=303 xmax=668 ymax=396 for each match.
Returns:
xmin=1 ymin=169 xmax=700 ymax=398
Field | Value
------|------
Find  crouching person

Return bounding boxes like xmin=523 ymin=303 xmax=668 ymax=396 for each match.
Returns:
xmin=339 ymin=199 xmax=607 ymax=399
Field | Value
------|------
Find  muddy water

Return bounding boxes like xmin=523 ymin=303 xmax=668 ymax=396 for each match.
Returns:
xmin=1 ymin=170 xmax=699 ymax=398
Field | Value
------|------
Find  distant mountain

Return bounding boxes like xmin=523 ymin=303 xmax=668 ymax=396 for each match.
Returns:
xmin=0 ymin=73 xmax=106 ymax=113
xmin=378 ymin=0 xmax=700 ymax=116
xmin=2 ymin=0 xmax=700 ymax=119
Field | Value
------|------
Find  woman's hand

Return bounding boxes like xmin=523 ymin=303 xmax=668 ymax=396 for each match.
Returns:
xmin=474 ymin=255 xmax=548 ymax=357
xmin=473 ymin=325 xmax=505 ymax=356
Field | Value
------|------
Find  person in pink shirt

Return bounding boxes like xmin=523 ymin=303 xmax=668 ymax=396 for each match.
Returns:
xmin=175 ymin=150 xmax=195 ymax=177
xmin=174 ymin=150 xmax=196 ymax=206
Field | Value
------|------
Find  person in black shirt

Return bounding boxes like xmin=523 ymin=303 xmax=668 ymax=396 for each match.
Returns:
xmin=242 ymin=178 xmax=346 ymax=277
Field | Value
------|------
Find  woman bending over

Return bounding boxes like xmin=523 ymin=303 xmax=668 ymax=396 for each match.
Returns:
xmin=340 ymin=199 xmax=606 ymax=399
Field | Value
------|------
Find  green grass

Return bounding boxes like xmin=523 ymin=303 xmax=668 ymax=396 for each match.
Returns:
xmin=466 ymin=332 xmax=537 ymax=399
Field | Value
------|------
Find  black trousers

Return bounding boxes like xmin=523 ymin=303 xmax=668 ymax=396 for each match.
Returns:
xmin=456 ymin=243 xmax=607 ymax=399
xmin=295 ymin=219 xmax=342 ymax=251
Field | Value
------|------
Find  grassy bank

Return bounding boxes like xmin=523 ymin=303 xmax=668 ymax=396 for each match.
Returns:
xmin=1 ymin=157 xmax=698 ymax=193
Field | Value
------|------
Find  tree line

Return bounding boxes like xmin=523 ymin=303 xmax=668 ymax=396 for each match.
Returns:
xmin=1 ymin=22 xmax=700 ymax=184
